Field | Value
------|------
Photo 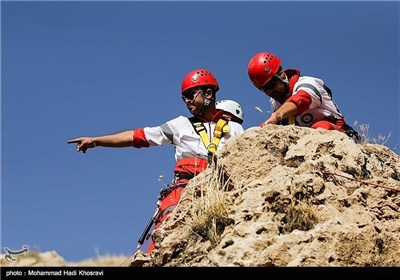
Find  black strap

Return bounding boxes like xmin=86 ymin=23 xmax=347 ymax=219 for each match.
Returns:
xmin=294 ymin=83 xmax=322 ymax=103
xmin=174 ymin=173 xmax=194 ymax=181
xmin=189 ymin=116 xmax=207 ymax=134
xmin=294 ymin=83 xmax=334 ymax=100
xmin=324 ymin=85 xmax=333 ymax=98
xmin=343 ymin=123 xmax=361 ymax=143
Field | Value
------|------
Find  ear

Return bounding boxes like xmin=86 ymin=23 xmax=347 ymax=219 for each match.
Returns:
xmin=280 ymin=71 xmax=289 ymax=84
xmin=278 ymin=68 xmax=287 ymax=80
xmin=204 ymin=88 xmax=214 ymax=99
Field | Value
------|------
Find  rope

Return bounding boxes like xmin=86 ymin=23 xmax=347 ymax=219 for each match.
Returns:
xmin=321 ymin=170 xmax=400 ymax=192
xmin=119 ymin=245 xmax=141 ymax=267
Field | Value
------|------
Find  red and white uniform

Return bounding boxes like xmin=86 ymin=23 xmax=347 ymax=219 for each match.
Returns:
xmin=132 ymin=112 xmax=244 ymax=162
xmin=271 ymin=69 xmax=345 ymax=130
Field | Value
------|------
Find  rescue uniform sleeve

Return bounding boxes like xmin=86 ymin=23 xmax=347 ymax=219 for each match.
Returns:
xmin=287 ymin=90 xmax=312 ymax=115
xmin=143 ymin=123 xmax=175 ymax=146
xmin=160 ymin=123 xmax=174 ymax=143
xmin=132 ymin=128 xmax=150 ymax=148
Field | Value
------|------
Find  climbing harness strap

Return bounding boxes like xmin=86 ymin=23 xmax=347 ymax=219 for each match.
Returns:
xmin=189 ymin=117 xmax=230 ymax=163
xmin=343 ymin=123 xmax=361 ymax=143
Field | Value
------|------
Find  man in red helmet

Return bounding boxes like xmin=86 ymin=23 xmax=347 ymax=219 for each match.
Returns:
xmin=247 ymin=51 xmax=360 ymax=141
xmin=67 ymin=69 xmax=244 ymax=255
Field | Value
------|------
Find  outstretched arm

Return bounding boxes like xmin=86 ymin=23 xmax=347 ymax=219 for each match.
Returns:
xmin=67 ymin=130 xmax=135 ymax=153
xmin=261 ymin=101 xmax=298 ymax=127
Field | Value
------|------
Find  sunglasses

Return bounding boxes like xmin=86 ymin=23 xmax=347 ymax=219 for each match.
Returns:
xmin=259 ymin=76 xmax=279 ymax=94
xmin=182 ymin=89 xmax=203 ymax=102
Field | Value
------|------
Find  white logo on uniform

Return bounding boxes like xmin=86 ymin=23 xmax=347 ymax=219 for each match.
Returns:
xmin=301 ymin=113 xmax=313 ymax=124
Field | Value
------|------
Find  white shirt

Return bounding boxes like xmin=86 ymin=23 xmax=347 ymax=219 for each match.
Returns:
xmin=143 ymin=116 xmax=244 ymax=161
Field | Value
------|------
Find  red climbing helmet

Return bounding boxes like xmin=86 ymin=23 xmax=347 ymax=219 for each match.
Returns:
xmin=248 ymin=52 xmax=282 ymax=89
xmin=181 ymin=69 xmax=219 ymax=94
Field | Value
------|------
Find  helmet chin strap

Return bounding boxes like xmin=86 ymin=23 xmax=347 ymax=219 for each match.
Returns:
xmin=282 ymin=73 xmax=291 ymax=99
xmin=275 ymin=72 xmax=289 ymax=84
xmin=195 ymin=92 xmax=211 ymax=117
xmin=275 ymin=72 xmax=290 ymax=100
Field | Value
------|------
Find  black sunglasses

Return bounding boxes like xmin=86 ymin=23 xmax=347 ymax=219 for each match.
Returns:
xmin=259 ymin=77 xmax=279 ymax=94
xmin=182 ymin=89 xmax=203 ymax=102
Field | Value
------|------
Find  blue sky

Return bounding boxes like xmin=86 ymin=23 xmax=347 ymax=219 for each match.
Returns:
xmin=2 ymin=1 xmax=399 ymax=262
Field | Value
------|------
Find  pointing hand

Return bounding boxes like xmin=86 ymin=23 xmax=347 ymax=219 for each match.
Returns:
xmin=67 ymin=137 xmax=96 ymax=153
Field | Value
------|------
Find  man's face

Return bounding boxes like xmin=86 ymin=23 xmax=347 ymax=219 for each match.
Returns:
xmin=260 ymin=76 xmax=287 ymax=104
xmin=182 ymin=87 xmax=205 ymax=115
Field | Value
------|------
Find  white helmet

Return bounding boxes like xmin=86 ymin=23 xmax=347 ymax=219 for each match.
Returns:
xmin=216 ymin=99 xmax=244 ymax=124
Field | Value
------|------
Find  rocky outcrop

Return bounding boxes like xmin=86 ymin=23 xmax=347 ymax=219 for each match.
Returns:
xmin=131 ymin=125 xmax=400 ymax=267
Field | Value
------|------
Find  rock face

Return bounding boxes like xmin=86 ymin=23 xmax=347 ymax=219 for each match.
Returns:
xmin=131 ymin=125 xmax=400 ymax=267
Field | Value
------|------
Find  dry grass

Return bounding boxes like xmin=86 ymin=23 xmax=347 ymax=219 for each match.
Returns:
xmin=352 ymin=121 xmax=392 ymax=146
xmin=185 ymin=160 xmax=233 ymax=247
xmin=281 ymin=202 xmax=318 ymax=233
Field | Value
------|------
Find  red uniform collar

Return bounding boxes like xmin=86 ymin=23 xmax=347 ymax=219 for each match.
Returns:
xmin=284 ymin=69 xmax=301 ymax=94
